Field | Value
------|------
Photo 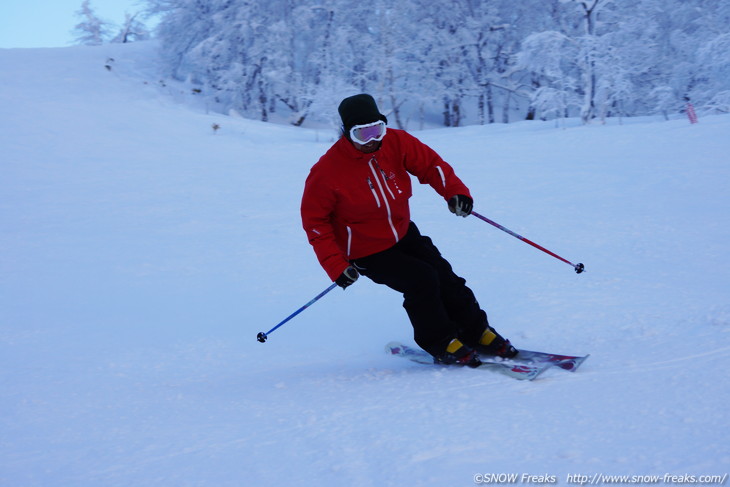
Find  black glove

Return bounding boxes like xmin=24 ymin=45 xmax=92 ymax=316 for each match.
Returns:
xmin=448 ymin=194 xmax=473 ymax=217
xmin=335 ymin=265 xmax=359 ymax=289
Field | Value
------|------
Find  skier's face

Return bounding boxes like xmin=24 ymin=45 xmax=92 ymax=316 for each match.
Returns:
xmin=352 ymin=139 xmax=382 ymax=153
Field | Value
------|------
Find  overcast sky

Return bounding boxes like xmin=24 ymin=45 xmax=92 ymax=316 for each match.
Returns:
xmin=1 ymin=0 xmax=149 ymax=48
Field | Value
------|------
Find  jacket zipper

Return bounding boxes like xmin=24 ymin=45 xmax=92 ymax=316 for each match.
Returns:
xmin=367 ymin=177 xmax=381 ymax=208
xmin=372 ymin=158 xmax=396 ymax=200
xmin=368 ymin=158 xmax=400 ymax=244
xmin=379 ymin=169 xmax=396 ymax=200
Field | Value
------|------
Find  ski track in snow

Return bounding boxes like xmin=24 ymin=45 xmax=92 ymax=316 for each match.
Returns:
xmin=1 ymin=42 xmax=729 ymax=486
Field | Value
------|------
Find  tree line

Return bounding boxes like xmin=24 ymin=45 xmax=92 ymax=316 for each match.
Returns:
xmin=138 ymin=0 xmax=730 ymax=127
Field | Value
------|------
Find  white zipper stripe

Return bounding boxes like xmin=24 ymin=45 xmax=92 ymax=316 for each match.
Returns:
xmin=367 ymin=178 xmax=381 ymax=208
xmin=435 ymin=165 xmax=447 ymax=188
xmin=369 ymin=160 xmax=399 ymax=244
xmin=380 ymin=170 xmax=396 ymax=200
xmin=346 ymin=226 xmax=353 ymax=256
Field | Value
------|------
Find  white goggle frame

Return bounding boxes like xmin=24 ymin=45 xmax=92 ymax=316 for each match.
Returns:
xmin=349 ymin=120 xmax=387 ymax=145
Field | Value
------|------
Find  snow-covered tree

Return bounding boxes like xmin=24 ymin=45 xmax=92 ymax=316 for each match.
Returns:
xmin=649 ymin=86 xmax=679 ymax=121
xmin=517 ymin=31 xmax=578 ymax=121
xmin=73 ymin=0 xmax=112 ymax=46
xmin=111 ymin=13 xmax=151 ymax=43
xmin=694 ymin=33 xmax=730 ymax=113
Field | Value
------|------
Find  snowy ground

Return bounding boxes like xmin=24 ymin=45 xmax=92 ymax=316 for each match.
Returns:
xmin=1 ymin=42 xmax=729 ymax=487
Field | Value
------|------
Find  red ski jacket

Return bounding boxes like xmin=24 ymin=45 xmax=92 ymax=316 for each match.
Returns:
xmin=301 ymin=129 xmax=471 ymax=281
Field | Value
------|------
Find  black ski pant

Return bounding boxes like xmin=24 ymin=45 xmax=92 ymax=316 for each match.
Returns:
xmin=351 ymin=222 xmax=489 ymax=357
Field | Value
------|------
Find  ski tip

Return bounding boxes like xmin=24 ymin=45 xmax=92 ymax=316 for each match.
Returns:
xmin=384 ymin=341 xmax=405 ymax=355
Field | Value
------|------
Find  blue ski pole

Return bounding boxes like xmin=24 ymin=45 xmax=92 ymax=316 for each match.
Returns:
xmin=257 ymin=282 xmax=338 ymax=343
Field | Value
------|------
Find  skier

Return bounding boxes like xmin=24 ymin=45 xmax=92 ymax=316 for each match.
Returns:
xmin=300 ymin=94 xmax=517 ymax=366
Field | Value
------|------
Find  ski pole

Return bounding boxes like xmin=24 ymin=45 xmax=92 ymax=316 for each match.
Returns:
xmin=471 ymin=210 xmax=585 ymax=274
xmin=257 ymin=282 xmax=338 ymax=343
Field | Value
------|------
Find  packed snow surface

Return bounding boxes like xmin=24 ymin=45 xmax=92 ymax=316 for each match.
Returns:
xmin=1 ymin=42 xmax=729 ymax=487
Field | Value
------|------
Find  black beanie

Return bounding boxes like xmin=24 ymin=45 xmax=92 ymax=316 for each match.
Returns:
xmin=338 ymin=94 xmax=387 ymax=130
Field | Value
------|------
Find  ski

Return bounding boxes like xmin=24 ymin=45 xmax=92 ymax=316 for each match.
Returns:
xmin=385 ymin=341 xmax=550 ymax=381
xmin=509 ymin=349 xmax=590 ymax=372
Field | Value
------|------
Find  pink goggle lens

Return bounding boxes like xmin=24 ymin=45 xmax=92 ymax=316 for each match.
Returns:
xmin=350 ymin=121 xmax=386 ymax=144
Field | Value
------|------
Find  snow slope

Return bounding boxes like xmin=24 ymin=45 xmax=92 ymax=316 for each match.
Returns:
xmin=1 ymin=42 xmax=729 ymax=487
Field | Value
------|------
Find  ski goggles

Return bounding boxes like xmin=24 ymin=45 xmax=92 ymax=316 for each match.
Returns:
xmin=349 ymin=120 xmax=387 ymax=145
